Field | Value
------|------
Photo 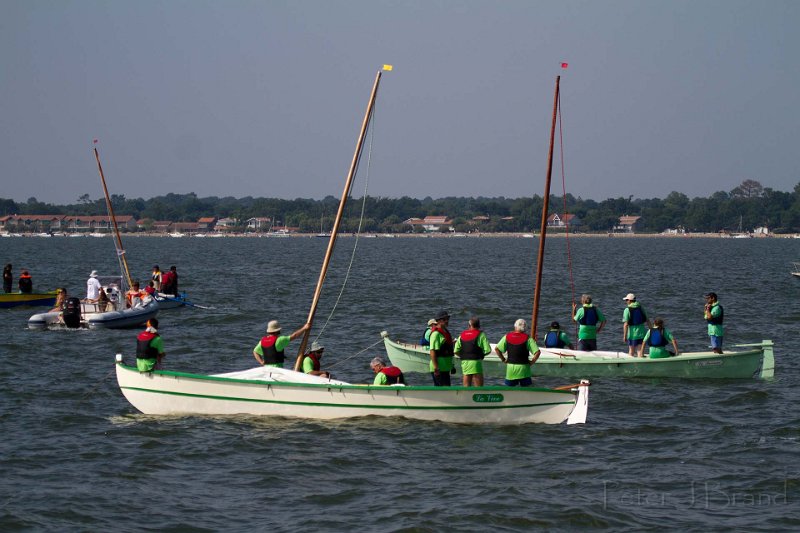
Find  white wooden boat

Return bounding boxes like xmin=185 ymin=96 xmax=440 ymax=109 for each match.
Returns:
xmin=115 ymin=359 xmax=588 ymax=424
xmin=383 ymin=333 xmax=774 ymax=380
xmin=791 ymin=262 xmax=800 ymax=278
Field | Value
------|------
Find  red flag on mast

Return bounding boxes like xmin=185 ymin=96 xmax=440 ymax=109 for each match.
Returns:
xmin=561 ymin=62 xmax=569 ymax=69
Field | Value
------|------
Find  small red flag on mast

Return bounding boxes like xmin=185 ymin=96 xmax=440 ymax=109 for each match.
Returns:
xmin=93 ymin=139 xmax=98 ymax=144
xmin=561 ymin=62 xmax=569 ymax=69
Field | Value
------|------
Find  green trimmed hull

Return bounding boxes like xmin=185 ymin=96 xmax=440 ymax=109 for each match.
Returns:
xmin=383 ymin=335 xmax=774 ymax=380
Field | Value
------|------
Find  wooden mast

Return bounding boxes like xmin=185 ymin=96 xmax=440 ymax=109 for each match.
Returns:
xmin=294 ymin=68 xmax=385 ymax=370
xmin=93 ymin=146 xmax=133 ymax=290
xmin=531 ymin=75 xmax=560 ymax=339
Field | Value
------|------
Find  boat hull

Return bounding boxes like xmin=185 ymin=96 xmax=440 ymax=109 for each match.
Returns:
xmin=29 ymin=300 xmax=159 ymax=330
xmin=0 ymin=291 xmax=57 ymax=309
xmin=155 ymin=293 xmax=187 ymax=309
xmin=115 ymin=362 xmax=586 ymax=425
xmin=383 ymin=334 xmax=774 ymax=380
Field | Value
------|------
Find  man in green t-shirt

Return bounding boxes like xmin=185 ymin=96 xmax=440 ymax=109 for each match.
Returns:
xmin=252 ymin=320 xmax=310 ymax=368
xmin=494 ymin=318 xmax=540 ymax=387
xmin=301 ymin=341 xmax=331 ymax=378
xmin=622 ymin=293 xmax=650 ymax=358
xmin=643 ymin=317 xmax=680 ymax=359
xmin=572 ymin=294 xmax=606 ymax=351
xmin=454 ymin=316 xmax=492 ymax=387
xmin=704 ymin=292 xmax=724 ymax=354
xmin=429 ymin=309 xmax=455 ymax=386
xmin=136 ymin=318 xmax=165 ymax=372
xmin=370 ymin=356 xmax=405 ymax=385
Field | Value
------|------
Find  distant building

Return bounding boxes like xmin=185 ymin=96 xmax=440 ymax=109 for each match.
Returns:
xmin=614 ymin=215 xmax=643 ymax=233
xmin=403 ymin=215 xmax=452 ymax=232
xmin=246 ymin=217 xmax=273 ymax=232
xmin=546 ymin=213 xmax=581 ymax=228
xmin=215 ymin=218 xmax=238 ymax=232
xmin=197 ymin=217 xmax=217 ymax=231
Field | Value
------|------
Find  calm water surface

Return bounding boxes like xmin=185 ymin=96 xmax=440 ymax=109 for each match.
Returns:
xmin=1 ymin=235 xmax=799 ymax=531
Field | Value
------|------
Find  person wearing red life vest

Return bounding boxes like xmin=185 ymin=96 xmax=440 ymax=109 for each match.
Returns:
xmin=252 ymin=320 xmax=310 ymax=368
xmin=494 ymin=318 xmax=541 ymax=387
xmin=370 ymin=356 xmax=405 ymax=385
xmin=18 ymin=270 xmax=33 ymax=294
xmin=301 ymin=341 xmax=331 ymax=378
xmin=136 ymin=318 xmax=165 ymax=372
xmin=454 ymin=316 xmax=492 ymax=386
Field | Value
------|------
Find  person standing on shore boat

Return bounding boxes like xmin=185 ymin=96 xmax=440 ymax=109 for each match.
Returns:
xmin=18 ymin=270 xmax=32 ymax=293
xmin=2 ymin=264 xmax=12 ymax=293
xmin=622 ymin=293 xmax=650 ymax=358
xmin=454 ymin=316 xmax=492 ymax=386
xmin=572 ymin=294 xmax=606 ymax=351
xmin=151 ymin=265 xmax=162 ymax=292
xmin=86 ymin=270 xmax=102 ymax=302
xmin=419 ymin=318 xmax=436 ymax=349
xmin=494 ymin=318 xmax=540 ymax=387
xmin=252 ymin=320 xmax=310 ymax=368
xmin=704 ymin=292 xmax=724 ymax=354
xmin=429 ymin=310 xmax=455 ymax=386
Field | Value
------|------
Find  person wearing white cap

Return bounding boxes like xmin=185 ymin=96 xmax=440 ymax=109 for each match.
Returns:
xmin=301 ymin=341 xmax=331 ymax=378
xmin=622 ymin=293 xmax=650 ymax=357
xmin=86 ymin=270 xmax=102 ymax=302
xmin=419 ymin=318 xmax=437 ymax=349
xmin=252 ymin=320 xmax=310 ymax=368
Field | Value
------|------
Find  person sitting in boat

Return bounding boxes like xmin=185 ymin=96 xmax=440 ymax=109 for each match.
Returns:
xmin=494 ymin=318 xmax=540 ymax=387
xmin=370 ymin=356 xmax=405 ymax=385
xmin=252 ymin=320 xmax=310 ymax=368
xmin=419 ymin=318 xmax=436 ymax=348
xmin=86 ymin=270 xmax=102 ymax=303
xmin=704 ymin=292 xmax=724 ymax=354
xmin=542 ymin=321 xmax=575 ymax=350
xmin=643 ymin=317 xmax=679 ymax=359
xmin=301 ymin=341 xmax=331 ymax=378
xmin=572 ymin=294 xmax=606 ymax=351
xmin=622 ymin=293 xmax=650 ymax=358
xmin=51 ymin=288 xmax=68 ymax=311
xmin=18 ymin=270 xmax=33 ymax=294
xmin=3 ymin=264 xmax=12 ymax=293
xmin=126 ymin=282 xmax=146 ymax=308
xmin=144 ymin=281 xmax=156 ymax=296
xmin=136 ymin=318 xmax=165 ymax=372
xmin=429 ymin=310 xmax=455 ymax=387
xmin=454 ymin=316 xmax=492 ymax=387
xmin=97 ymin=287 xmax=112 ymax=311
xmin=151 ymin=265 xmax=162 ymax=291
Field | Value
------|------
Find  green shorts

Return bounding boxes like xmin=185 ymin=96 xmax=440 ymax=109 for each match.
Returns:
xmin=137 ymin=357 xmax=157 ymax=372
xmin=461 ymin=359 xmax=483 ymax=376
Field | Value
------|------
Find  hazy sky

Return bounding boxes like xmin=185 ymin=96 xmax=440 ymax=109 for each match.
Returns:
xmin=2 ymin=0 xmax=798 ymax=205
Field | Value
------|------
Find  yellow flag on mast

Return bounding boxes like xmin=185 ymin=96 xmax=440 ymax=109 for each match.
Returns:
xmin=382 ymin=64 xmax=393 ymax=71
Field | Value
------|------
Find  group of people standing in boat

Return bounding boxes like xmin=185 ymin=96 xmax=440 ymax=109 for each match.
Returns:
xmin=3 ymin=264 xmax=33 ymax=294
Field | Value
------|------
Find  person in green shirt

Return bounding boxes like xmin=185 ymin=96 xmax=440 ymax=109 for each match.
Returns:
xmin=643 ymin=317 xmax=680 ymax=359
xmin=572 ymin=294 xmax=606 ymax=351
xmin=622 ymin=293 xmax=650 ymax=358
xmin=252 ymin=320 xmax=310 ymax=368
xmin=429 ymin=309 xmax=455 ymax=386
xmin=454 ymin=316 xmax=492 ymax=386
xmin=704 ymin=292 xmax=724 ymax=353
xmin=301 ymin=341 xmax=331 ymax=378
xmin=542 ymin=321 xmax=574 ymax=349
xmin=136 ymin=318 xmax=165 ymax=372
xmin=494 ymin=318 xmax=540 ymax=387
xmin=370 ymin=356 xmax=405 ymax=385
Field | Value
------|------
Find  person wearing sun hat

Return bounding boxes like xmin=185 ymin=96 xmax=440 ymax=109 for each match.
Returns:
xmin=252 ymin=320 xmax=310 ymax=368
xmin=301 ymin=341 xmax=331 ymax=378
xmin=429 ymin=309 xmax=455 ymax=386
xmin=622 ymin=293 xmax=650 ymax=358
xmin=86 ymin=270 xmax=102 ymax=302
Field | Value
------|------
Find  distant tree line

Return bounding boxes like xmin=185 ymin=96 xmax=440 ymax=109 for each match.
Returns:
xmin=3 ymin=179 xmax=800 ymax=233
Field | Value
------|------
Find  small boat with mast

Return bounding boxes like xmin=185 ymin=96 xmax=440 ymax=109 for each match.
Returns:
xmin=28 ymin=145 xmax=159 ymax=330
xmin=115 ymin=68 xmax=589 ymax=425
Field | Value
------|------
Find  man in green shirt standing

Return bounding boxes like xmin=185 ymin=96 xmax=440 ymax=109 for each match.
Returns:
xmin=704 ymin=292 xmax=724 ymax=353
xmin=429 ymin=309 xmax=455 ymax=386
xmin=572 ymin=294 xmax=606 ymax=351
xmin=622 ymin=293 xmax=650 ymax=358
xmin=252 ymin=320 xmax=310 ymax=368
xmin=494 ymin=318 xmax=540 ymax=387
xmin=454 ymin=316 xmax=492 ymax=387
xmin=136 ymin=318 xmax=165 ymax=372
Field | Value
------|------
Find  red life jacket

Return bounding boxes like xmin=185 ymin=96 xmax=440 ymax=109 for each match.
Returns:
xmin=431 ymin=326 xmax=454 ymax=358
xmin=458 ymin=329 xmax=485 ymax=360
xmin=380 ymin=366 xmax=405 ymax=384
xmin=505 ymin=331 xmax=531 ymax=365
xmin=260 ymin=335 xmax=284 ymax=364
xmin=136 ymin=331 xmax=160 ymax=359
xmin=305 ymin=352 xmax=321 ymax=372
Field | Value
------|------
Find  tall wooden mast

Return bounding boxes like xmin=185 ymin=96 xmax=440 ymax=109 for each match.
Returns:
xmin=94 ymin=146 xmax=133 ymax=290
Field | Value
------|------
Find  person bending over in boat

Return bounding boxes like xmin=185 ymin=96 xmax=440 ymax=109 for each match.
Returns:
xmin=429 ymin=310 xmax=455 ymax=387
xmin=301 ymin=341 xmax=331 ymax=378
xmin=542 ymin=321 xmax=575 ymax=350
xmin=454 ymin=316 xmax=492 ymax=387
xmin=419 ymin=318 xmax=437 ymax=349
xmin=494 ymin=319 xmax=540 ymax=387
xmin=643 ymin=317 xmax=679 ymax=359
xmin=136 ymin=318 xmax=165 ymax=372
xmin=704 ymin=292 xmax=724 ymax=354
xmin=252 ymin=320 xmax=310 ymax=368
xmin=18 ymin=270 xmax=33 ymax=293
xmin=3 ymin=264 xmax=12 ymax=293
xmin=572 ymin=294 xmax=606 ymax=351
xmin=622 ymin=293 xmax=650 ymax=358
xmin=370 ymin=356 xmax=405 ymax=385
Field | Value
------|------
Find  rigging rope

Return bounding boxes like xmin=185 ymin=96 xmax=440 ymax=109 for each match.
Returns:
xmin=557 ymin=93 xmax=578 ymax=340
xmin=325 ymin=337 xmax=385 ymax=369
xmin=313 ymin=99 xmax=379 ymax=343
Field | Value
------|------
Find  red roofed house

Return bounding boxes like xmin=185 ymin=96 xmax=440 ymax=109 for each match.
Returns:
xmin=614 ymin=215 xmax=643 ymax=233
xmin=546 ymin=213 xmax=581 ymax=228
xmin=403 ymin=215 xmax=452 ymax=232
